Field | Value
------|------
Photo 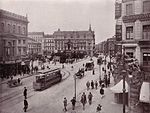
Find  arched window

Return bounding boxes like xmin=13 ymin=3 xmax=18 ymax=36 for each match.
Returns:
xmin=1 ymin=23 xmax=4 ymax=32
xmin=13 ymin=25 xmax=16 ymax=33
xmin=8 ymin=24 xmax=11 ymax=32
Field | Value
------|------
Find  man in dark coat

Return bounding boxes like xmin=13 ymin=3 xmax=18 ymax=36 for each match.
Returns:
xmin=80 ymin=92 xmax=87 ymax=110
xmin=86 ymin=81 xmax=90 ymax=90
xmin=88 ymin=92 xmax=93 ymax=105
xmin=63 ymin=97 xmax=67 ymax=111
xmin=24 ymin=99 xmax=28 ymax=112
xmin=91 ymin=80 xmax=94 ymax=89
xmin=100 ymin=87 xmax=104 ymax=99
xmin=95 ymin=81 xmax=98 ymax=90
xmin=23 ymin=87 xmax=27 ymax=99
xmin=71 ymin=97 xmax=76 ymax=110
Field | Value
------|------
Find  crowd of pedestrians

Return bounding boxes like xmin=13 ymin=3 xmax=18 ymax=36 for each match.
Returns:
xmin=62 ymin=56 xmax=114 ymax=113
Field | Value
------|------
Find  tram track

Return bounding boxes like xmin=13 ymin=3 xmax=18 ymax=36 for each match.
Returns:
xmin=0 ymin=68 xmax=70 ymax=107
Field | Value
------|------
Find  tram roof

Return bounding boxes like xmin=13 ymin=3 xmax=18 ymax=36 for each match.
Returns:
xmin=37 ymin=67 xmax=60 ymax=74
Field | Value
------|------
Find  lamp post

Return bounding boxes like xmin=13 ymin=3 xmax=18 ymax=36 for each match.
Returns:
xmin=122 ymin=69 xmax=126 ymax=113
xmin=74 ymin=74 xmax=76 ymax=100
xmin=122 ymin=46 xmax=126 ymax=113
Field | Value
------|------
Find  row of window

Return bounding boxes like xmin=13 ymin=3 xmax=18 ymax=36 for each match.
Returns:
xmin=44 ymin=47 xmax=54 ymax=50
xmin=64 ymin=35 xmax=87 ymax=39
xmin=126 ymin=1 xmax=150 ymax=15
xmin=126 ymin=25 xmax=150 ymax=40
xmin=3 ymin=40 xmax=26 ymax=46
xmin=45 ymin=40 xmax=54 ymax=43
xmin=45 ymin=43 xmax=54 ymax=46
xmin=1 ymin=22 xmax=26 ymax=35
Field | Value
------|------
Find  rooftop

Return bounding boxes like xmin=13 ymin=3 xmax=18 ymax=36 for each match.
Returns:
xmin=0 ymin=9 xmax=28 ymax=22
xmin=28 ymin=32 xmax=44 ymax=36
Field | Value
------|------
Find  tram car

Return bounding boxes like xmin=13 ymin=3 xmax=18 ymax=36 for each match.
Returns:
xmin=33 ymin=67 xmax=62 ymax=90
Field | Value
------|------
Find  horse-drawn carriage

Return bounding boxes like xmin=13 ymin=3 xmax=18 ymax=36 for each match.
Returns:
xmin=7 ymin=78 xmax=22 ymax=87
xmin=75 ymin=68 xmax=84 ymax=79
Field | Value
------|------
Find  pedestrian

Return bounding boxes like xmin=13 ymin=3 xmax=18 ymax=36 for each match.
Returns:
xmin=91 ymin=80 xmax=94 ymax=89
xmin=96 ymin=104 xmax=102 ymax=113
xmin=107 ymin=77 xmax=110 ymax=87
xmin=80 ymin=92 xmax=87 ymax=110
xmin=88 ymin=92 xmax=93 ymax=105
xmin=71 ymin=97 xmax=76 ymax=110
xmin=92 ymin=69 xmax=95 ymax=75
xmin=99 ymin=78 xmax=102 ymax=87
xmin=95 ymin=81 xmax=98 ymax=90
xmin=86 ymin=81 xmax=90 ymax=90
xmin=18 ymin=78 xmax=21 ymax=84
xmin=100 ymin=87 xmax=104 ymax=99
xmin=71 ymin=66 xmax=74 ymax=70
xmin=104 ymin=75 xmax=108 ymax=88
xmin=63 ymin=97 xmax=67 ymax=111
xmin=23 ymin=99 xmax=28 ymax=112
xmin=10 ymin=76 xmax=13 ymax=80
xmin=23 ymin=87 xmax=27 ymax=99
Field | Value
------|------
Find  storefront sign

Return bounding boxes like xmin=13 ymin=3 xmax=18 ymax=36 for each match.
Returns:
xmin=115 ymin=3 xmax=121 ymax=19
xmin=116 ymin=25 xmax=122 ymax=41
xmin=123 ymin=13 xmax=150 ymax=23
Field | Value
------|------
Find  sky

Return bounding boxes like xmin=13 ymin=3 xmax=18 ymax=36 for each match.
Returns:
xmin=1 ymin=0 xmax=116 ymax=44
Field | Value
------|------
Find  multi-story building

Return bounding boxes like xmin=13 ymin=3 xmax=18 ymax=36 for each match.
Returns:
xmin=44 ymin=34 xmax=54 ymax=55
xmin=53 ymin=25 xmax=95 ymax=56
xmin=0 ymin=9 xmax=29 ymax=63
xmin=28 ymin=32 xmax=44 ymax=54
xmin=122 ymin=0 xmax=150 ymax=70
xmin=114 ymin=1 xmax=150 ymax=113
xmin=27 ymin=38 xmax=42 ymax=55
xmin=0 ymin=9 xmax=29 ymax=78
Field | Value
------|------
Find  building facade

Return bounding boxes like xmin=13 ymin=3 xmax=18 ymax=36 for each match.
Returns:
xmin=122 ymin=0 xmax=150 ymax=70
xmin=0 ymin=9 xmax=29 ymax=63
xmin=27 ymin=38 xmax=42 ymax=55
xmin=28 ymin=32 xmax=44 ymax=54
xmin=53 ymin=26 xmax=95 ymax=56
xmin=44 ymin=34 xmax=54 ymax=55
xmin=114 ymin=1 xmax=150 ymax=113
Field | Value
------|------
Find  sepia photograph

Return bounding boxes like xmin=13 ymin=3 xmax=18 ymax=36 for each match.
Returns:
xmin=0 ymin=0 xmax=150 ymax=113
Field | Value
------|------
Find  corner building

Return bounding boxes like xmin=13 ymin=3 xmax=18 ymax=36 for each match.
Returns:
xmin=53 ymin=26 xmax=95 ymax=56
xmin=122 ymin=0 xmax=150 ymax=71
xmin=0 ymin=9 xmax=29 ymax=61
xmin=0 ymin=9 xmax=29 ymax=78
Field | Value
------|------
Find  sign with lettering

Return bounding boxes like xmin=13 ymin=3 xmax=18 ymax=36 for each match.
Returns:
xmin=116 ymin=25 xmax=122 ymax=41
xmin=115 ymin=3 xmax=121 ymax=19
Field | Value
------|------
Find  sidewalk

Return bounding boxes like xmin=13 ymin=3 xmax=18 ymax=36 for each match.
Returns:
xmin=66 ymin=85 xmax=123 ymax=113
xmin=64 ymin=57 xmax=123 ymax=113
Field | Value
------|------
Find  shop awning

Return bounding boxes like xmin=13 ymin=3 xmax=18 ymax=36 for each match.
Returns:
xmin=139 ymin=82 xmax=150 ymax=103
xmin=110 ymin=79 xmax=128 ymax=93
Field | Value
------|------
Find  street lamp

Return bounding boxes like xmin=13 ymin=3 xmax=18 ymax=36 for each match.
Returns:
xmin=122 ymin=69 xmax=126 ymax=113
xmin=74 ymin=74 xmax=76 ymax=100
xmin=122 ymin=46 xmax=126 ymax=113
